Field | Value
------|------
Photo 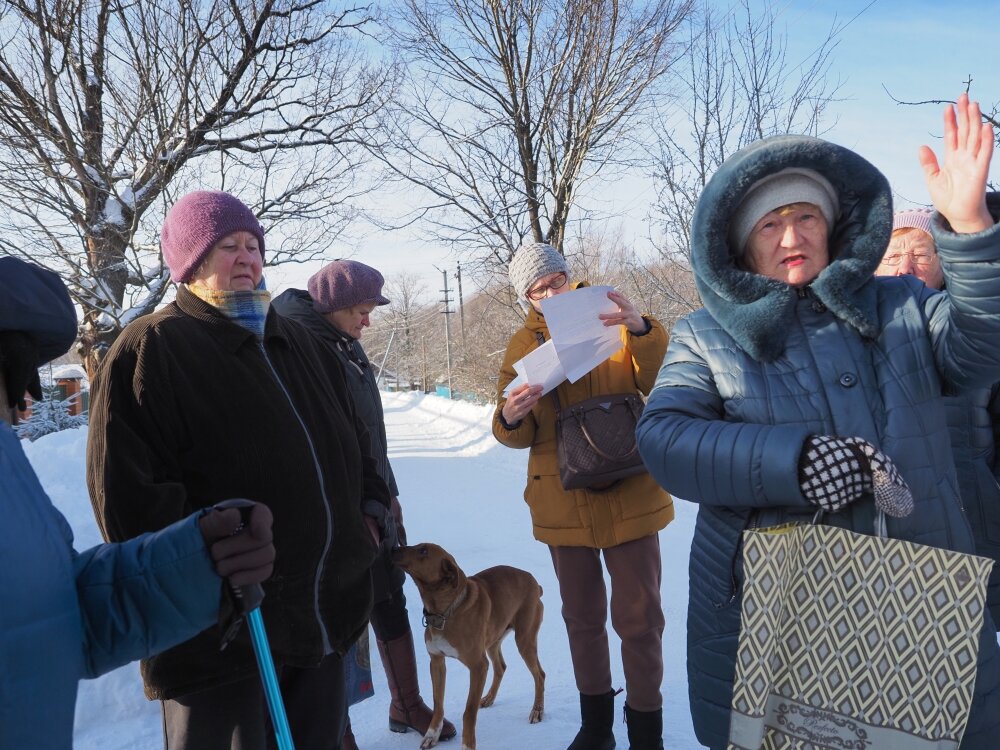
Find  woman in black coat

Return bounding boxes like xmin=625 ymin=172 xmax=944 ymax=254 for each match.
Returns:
xmin=88 ymin=191 xmax=392 ymax=750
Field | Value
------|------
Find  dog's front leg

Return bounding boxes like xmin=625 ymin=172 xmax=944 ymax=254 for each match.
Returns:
xmin=420 ymin=654 xmax=448 ymax=750
xmin=461 ymin=656 xmax=489 ymax=750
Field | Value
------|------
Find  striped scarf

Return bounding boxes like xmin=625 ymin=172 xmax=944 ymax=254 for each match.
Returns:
xmin=187 ymin=284 xmax=271 ymax=340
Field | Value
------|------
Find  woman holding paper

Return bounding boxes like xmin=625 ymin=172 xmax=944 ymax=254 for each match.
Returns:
xmin=493 ymin=241 xmax=673 ymax=750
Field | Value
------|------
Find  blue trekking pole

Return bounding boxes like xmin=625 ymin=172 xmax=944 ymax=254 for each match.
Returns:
xmin=216 ymin=499 xmax=295 ymax=750
xmin=247 ymin=607 xmax=295 ymax=750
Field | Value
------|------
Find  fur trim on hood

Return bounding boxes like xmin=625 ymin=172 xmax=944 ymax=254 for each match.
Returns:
xmin=691 ymin=134 xmax=893 ymax=362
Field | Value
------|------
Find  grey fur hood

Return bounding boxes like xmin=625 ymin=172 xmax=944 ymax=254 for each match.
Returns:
xmin=691 ymin=134 xmax=893 ymax=361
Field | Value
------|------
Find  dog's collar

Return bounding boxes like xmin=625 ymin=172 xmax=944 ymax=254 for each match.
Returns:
xmin=422 ymin=585 xmax=468 ymax=631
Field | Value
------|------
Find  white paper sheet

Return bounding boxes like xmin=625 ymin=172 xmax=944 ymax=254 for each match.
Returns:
xmin=508 ymin=338 xmax=566 ymax=396
xmin=502 ymin=373 xmax=526 ymax=398
xmin=540 ymin=285 xmax=624 ymax=382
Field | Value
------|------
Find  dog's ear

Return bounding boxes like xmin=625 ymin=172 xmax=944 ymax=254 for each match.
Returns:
xmin=441 ymin=558 xmax=458 ymax=587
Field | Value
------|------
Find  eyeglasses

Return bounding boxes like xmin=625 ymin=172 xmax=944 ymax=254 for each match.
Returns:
xmin=526 ymin=272 xmax=568 ymax=300
xmin=879 ymin=252 xmax=936 ymax=267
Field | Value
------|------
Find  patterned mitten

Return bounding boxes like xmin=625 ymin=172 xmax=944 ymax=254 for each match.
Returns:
xmin=845 ymin=437 xmax=914 ymax=518
xmin=798 ymin=435 xmax=913 ymax=518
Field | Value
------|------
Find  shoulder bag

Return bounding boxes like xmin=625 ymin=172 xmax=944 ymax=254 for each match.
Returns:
xmin=535 ymin=333 xmax=648 ymax=491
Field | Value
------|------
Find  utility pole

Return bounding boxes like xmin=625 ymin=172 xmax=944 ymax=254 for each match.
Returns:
xmin=440 ymin=269 xmax=454 ymax=399
xmin=456 ymin=262 xmax=467 ymax=352
xmin=421 ymin=336 xmax=427 ymax=393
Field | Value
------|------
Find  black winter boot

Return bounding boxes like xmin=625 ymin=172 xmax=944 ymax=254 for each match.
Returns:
xmin=624 ymin=704 xmax=663 ymax=750
xmin=567 ymin=691 xmax=616 ymax=750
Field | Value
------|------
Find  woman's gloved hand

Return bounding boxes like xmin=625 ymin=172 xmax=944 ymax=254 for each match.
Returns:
xmin=198 ymin=499 xmax=275 ymax=587
xmin=798 ymin=435 xmax=914 ymax=518
xmin=363 ymin=498 xmax=399 ymax=552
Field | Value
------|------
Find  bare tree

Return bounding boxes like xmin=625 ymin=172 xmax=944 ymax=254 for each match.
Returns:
xmin=376 ymin=0 xmax=693 ymax=284
xmin=651 ymin=0 xmax=845 ymax=278
xmin=0 ymin=0 xmax=394 ymax=374
xmin=374 ymin=270 xmax=432 ymax=386
xmin=451 ymin=281 xmax=525 ymax=402
xmin=885 ymin=76 xmax=1000 ymax=159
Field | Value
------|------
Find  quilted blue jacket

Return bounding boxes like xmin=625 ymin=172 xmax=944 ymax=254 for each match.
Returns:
xmin=636 ymin=134 xmax=1000 ymax=749
xmin=944 ymin=386 xmax=1000 ymax=626
xmin=0 ymin=258 xmax=221 ymax=748
xmin=0 ymin=422 xmax=221 ymax=749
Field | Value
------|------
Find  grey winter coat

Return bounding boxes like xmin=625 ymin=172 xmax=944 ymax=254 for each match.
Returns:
xmin=635 ymin=134 xmax=1000 ymax=750
xmin=272 ymin=288 xmax=404 ymax=599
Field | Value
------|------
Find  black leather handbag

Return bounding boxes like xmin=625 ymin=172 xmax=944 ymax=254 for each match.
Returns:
xmin=550 ymin=388 xmax=648 ymax=491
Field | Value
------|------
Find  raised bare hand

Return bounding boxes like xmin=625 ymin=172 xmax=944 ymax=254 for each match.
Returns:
xmin=918 ymin=92 xmax=995 ymax=234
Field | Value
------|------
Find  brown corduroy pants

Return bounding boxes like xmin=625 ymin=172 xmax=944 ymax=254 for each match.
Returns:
xmin=549 ymin=532 xmax=665 ymax=711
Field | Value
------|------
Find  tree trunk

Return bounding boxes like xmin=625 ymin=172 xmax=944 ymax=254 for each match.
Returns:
xmin=80 ymin=228 xmax=130 ymax=379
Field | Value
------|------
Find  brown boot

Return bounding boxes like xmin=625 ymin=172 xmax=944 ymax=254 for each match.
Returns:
xmin=378 ymin=631 xmax=457 ymax=740
xmin=341 ymin=717 xmax=359 ymax=750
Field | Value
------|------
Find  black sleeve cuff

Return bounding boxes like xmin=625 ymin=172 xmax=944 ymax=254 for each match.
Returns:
xmin=632 ymin=317 xmax=653 ymax=337
xmin=498 ymin=411 xmax=522 ymax=431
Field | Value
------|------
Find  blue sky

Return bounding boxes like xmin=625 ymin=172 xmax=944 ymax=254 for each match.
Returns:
xmin=266 ymin=0 xmax=1000 ymax=296
xmin=798 ymin=0 xmax=999 ymax=206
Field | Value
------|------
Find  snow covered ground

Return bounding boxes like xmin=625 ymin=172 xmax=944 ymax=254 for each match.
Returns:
xmin=27 ymin=390 xmax=701 ymax=748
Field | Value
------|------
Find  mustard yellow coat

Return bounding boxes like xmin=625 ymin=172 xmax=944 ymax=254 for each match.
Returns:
xmin=493 ymin=300 xmax=674 ymax=548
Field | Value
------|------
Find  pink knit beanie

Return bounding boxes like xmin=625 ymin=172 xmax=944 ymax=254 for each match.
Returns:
xmin=161 ymin=191 xmax=266 ymax=282
xmin=892 ymin=207 xmax=934 ymax=237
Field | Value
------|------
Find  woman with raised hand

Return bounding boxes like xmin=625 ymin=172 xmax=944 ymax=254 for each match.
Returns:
xmin=637 ymin=94 xmax=1000 ymax=749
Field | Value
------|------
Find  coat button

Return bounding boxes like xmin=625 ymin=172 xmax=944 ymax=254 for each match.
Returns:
xmin=839 ymin=373 xmax=857 ymax=388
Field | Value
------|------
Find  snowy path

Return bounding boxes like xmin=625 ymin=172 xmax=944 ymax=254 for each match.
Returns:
xmin=323 ymin=391 xmax=700 ymax=750
xmin=28 ymin=390 xmax=701 ymax=749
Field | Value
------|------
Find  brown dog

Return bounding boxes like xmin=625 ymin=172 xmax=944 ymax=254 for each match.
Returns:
xmin=392 ymin=543 xmax=545 ymax=749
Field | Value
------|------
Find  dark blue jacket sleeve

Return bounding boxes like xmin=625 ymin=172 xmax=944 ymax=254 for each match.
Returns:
xmin=636 ymin=315 xmax=812 ymax=509
xmin=72 ymin=514 xmax=222 ymax=678
xmin=928 ymin=204 xmax=1000 ymax=389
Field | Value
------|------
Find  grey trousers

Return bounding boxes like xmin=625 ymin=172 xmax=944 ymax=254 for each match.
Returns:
xmin=161 ymin=651 xmax=348 ymax=750
xmin=549 ymin=532 xmax=665 ymax=711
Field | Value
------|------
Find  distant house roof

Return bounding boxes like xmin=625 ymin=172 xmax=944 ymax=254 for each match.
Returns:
xmin=50 ymin=364 xmax=88 ymax=381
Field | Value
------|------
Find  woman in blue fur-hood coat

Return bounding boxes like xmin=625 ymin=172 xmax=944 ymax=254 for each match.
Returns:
xmin=637 ymin=95 xmax=1000 ymax=749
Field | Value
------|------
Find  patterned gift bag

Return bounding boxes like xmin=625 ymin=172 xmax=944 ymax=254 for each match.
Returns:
xmin=728 ymin=521 xmax=991 ymax=750
xmin=346 ymin=627 xmax=375 ymax=706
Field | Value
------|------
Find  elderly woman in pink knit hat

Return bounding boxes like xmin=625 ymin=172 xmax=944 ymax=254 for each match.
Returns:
xmin=875 ymin=207 xmax=944 ymax=288
xmin=87 ymin=191 xmax=395 ymax=750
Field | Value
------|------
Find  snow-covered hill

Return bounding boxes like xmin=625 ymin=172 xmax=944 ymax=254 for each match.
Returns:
xmin=26 ymin=390 xmax=701 ymax=749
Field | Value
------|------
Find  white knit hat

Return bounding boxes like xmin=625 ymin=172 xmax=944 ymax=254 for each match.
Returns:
xmin=508 ymin=242 xmax=569 ymax=298
xmin=729 ymin=168 xmax=840 ymax=254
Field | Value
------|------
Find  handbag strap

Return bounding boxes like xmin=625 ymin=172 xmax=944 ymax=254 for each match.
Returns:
xmin=811 ymin=508 xmax=888 ymax=539
xmin=574 ymin=408 xmax=639 ymax=461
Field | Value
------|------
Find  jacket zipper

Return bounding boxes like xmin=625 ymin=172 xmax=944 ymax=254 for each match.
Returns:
xmin=259 ymin=343 xmax=334 ymax=655
xmin=720 ymin=509 xmax=761 ymax=608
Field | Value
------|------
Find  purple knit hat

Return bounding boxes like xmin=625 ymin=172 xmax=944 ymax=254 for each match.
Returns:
xmin=892 ymin=207 xmax=934 ymax=237
xmin=308 ymin=259 xmax=390 ymax=313
xmin=161 ymin=191 xmax=266 ymax=282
